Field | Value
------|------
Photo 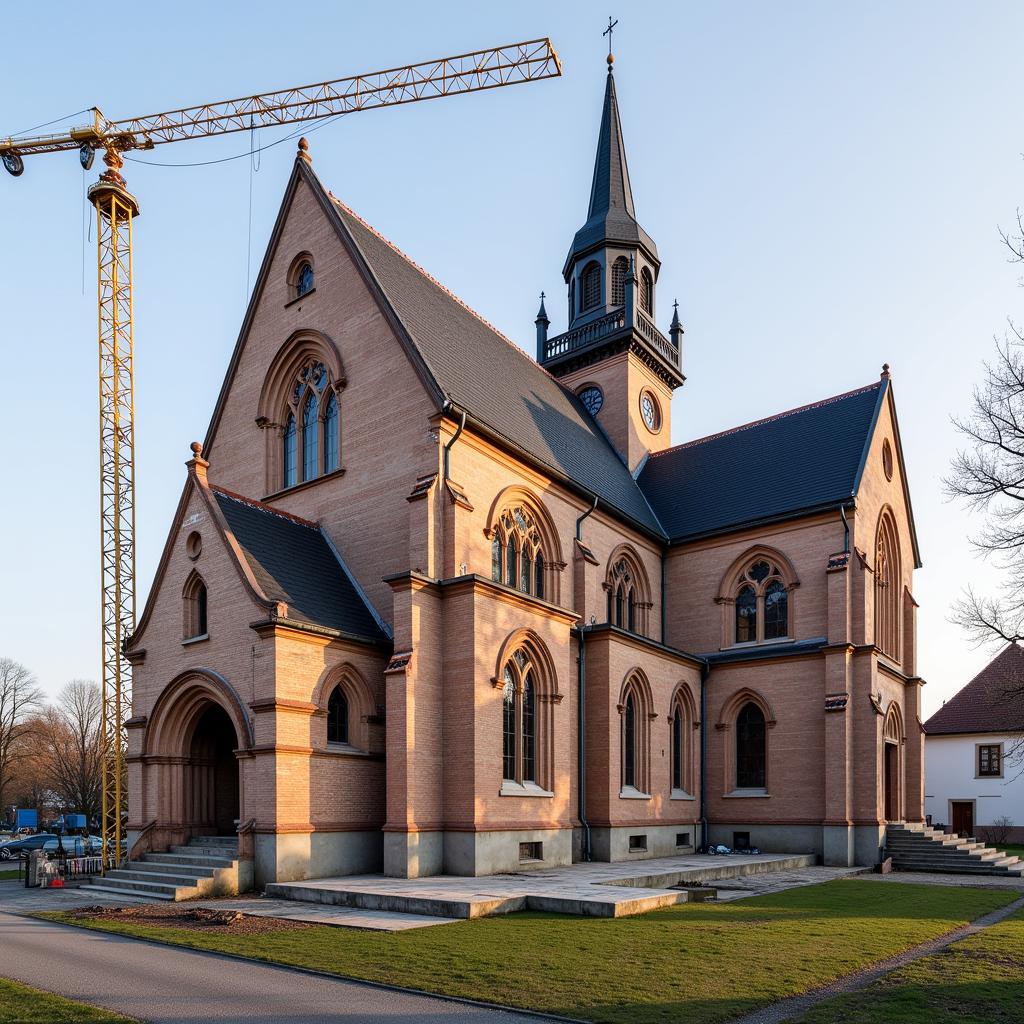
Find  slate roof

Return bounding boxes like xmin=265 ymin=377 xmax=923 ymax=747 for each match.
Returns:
xmin=637 ymin=382 xmax=885 ymax=543
xmin=212 ymin=488 xmax=388 ymax=644
xmin=924 ymin=644 xmax=1024 ymax=735
xmin=326 ymin=193 xmax=665 ymax=536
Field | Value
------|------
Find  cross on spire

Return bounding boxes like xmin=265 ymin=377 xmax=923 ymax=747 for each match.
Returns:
xmin=604 ymin=16 xmax=618 ymax=69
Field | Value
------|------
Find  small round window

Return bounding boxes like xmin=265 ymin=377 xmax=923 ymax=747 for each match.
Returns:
xmin=578 ymin=385 xmax=604 ymax=416
xmin=882 ymin=439 xmax=893 ymax=481
xmin=186 ymin=531 xmax=202 ymax=560
xmin=640 ymin=390 xmax=661 ymax=432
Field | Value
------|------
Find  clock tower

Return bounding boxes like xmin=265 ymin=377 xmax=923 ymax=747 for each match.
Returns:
xmin=537 ymin=53 xmax=684 ymax=471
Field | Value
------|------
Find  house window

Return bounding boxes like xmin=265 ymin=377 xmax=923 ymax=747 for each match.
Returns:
xmin=978 ymin=744 xmax=1002 ymax=778
xmin=502 ymin=669 xmax=517 ymax=781
xmin=327 ymin=686 xmax=349 ymax=744
xmin=280 ymin=359 xmax=339 ymax=489
xmin=611 ymin=256 xmax=628 ymax=306
xmin=183 ymin=574 xmax=208 ymax=640
xmin=732 ymin=559 xmax=790 ymax=644
xmin=606 ymin=551 xmax=650 ymax=636
xmin=671 ymin=704 xmax=683 ymax=791
xmin=624 ymin=692 xmax=637 ymax=789
xmin=736 ymin=702 xmax=766 ymax=789
xmin=619 ymin=674 xmax=651 ymax=794
xmin=581 ymin=261 xmax=601 ymax=311
xmin=640 ymin=267 xmax=653 ymax=316
xmin=491 ymin=505 xmax=547 ymax=599
xmin=875 ymin=512 xmax=901 ymax=660
xmin=499 ymin=644 xmax=550 ymax=789
xmin=296 ymin=261 xmax=314 ymax=298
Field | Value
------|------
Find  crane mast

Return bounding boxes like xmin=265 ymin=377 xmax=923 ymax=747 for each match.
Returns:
xmin=1 ymin=39 xmax=560 ymax=873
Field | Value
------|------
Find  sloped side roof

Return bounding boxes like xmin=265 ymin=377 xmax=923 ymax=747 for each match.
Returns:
xmin=325 ymin=191 xmax=664 ymax=535
xmin=638 ymin=382 xmax=884 ymax=542
xmin=212 ymin=489 xmax=387 ymax=644
xmin=924 ymin=644 xmax=1024 ymax=735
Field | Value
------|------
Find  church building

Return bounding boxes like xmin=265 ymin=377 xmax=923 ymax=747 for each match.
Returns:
xmin=125 ymin=59 xmax=924 ymax=885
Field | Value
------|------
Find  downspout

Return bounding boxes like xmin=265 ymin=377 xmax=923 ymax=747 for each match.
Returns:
xmin=575 ymin=494 xmax=598 ymax=540
xmin=574 ymin=494 xmax=597 ymax=862
xmin=699 ymin=659 xmax=710 ymax=852
xmin=660 ymin=551 xmax=668 ymax=644
xmin=443 ymin=408 xmax=466 ymax=482
xmin=839 ymin=503 xmax=851 ymax=554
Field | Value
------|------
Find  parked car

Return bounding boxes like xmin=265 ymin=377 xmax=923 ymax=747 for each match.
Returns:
xmin=40 ymin=837 xmax=94 ymax=857
xmin=0 ymin=834 xmax=58 ymax=859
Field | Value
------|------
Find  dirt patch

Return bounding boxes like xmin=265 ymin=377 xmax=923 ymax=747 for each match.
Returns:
xmin=67 ymin=903 xmax=312 ymax=936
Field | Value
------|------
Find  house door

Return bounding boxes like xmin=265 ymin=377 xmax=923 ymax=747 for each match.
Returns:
xmin=883 ymin=742 xmax=899 ymax=821
xmin=951 ymin=801 xmax=974 ymax=838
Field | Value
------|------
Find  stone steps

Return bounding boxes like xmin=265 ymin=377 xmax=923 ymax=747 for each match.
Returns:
xmin=885 ymin=825 xmax=1024 ymax=877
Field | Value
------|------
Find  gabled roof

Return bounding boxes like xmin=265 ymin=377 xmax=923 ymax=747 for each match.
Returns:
xmin=564 ymin=68 xmax=658 ymax=274
xmin=317 ymin=173 xmax=665 ymax=536
xmin=211 ymin=487 xmax=389 ymax=644
xmin=924 ymin=644 xmax=1024 ymax=736
xmin=638 ymin=381 xmax=885 ymax=543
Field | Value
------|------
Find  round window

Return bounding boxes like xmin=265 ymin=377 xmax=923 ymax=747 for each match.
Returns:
xmin=640 ymin=390 xmax=661 ymax=432
xmin=882 ymin=439 xmax=893 ymax=481
xmin=186 ymin=531 xmax=203 ymax=560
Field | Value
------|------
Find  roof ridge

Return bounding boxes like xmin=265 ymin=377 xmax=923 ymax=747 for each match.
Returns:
xmin=648 ymin=380 xmax=882 ymax=459
xmin=327 ymin=194 xmax=572 ymax=392
xmin=211 ymin=485 xmax=319 ymax=530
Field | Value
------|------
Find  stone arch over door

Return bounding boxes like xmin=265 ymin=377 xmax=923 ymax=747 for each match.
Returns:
xmin=144 ymin=670 xmax=253 ymax=846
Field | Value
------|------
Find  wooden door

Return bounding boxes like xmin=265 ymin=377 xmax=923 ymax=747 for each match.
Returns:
xmin=883 ymin=743 xmax=899 ymax=820
xmin=951 ymin=801 xmax=974 ymax=837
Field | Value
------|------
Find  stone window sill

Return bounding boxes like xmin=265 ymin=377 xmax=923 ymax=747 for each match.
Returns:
xmin=263 ymin=466 xmax=346 ymax=502
xmin=182 ymin=633 xmax=209 ymax=646
xmin=284 ymin=287 xmax=316 ymax=308
xmin=500 ymin=781 xmax=553 ymax=798
xmin=324 ymin=742 xmax=369 ymax=757
xmin=670 ymin=789 xmax=695 ymax=801
xmin=619 ymin=786 xmax=651 ymax=800
xmin=724 ymin=788 xmax=770 ymax=798
xmin=721 ymin=637 xmax=795 ymax=652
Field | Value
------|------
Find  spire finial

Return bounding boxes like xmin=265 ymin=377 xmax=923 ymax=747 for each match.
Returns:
xmin=881 ymin=362 xmax=891 ymax=379
xmin=297 ymin=137 xmax=312 ymax=164
xmin=604 ymin=16 xmax=618 ymax=70
xmin=671 ymin=299 xmax=681 ymax=328
xmin=535 ymin=291 xmax=550 ymax=324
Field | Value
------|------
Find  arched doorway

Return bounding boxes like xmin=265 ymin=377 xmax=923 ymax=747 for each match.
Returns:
xmin=187 ymin=703 xmax=240 ymax=835
xmin=882 ymin=706 xmax=903 ymax=822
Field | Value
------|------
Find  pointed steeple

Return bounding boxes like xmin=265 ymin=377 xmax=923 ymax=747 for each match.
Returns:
xmin=563 ymin=61 xmax=658 ymax=276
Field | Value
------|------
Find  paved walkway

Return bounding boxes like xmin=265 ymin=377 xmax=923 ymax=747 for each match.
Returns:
xmin=0 ymin=907 xmax=550 ymax=1023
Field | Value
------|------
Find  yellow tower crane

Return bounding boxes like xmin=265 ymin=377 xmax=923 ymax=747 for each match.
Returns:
xmin=0 ymin=39 xmax=561 ymax=871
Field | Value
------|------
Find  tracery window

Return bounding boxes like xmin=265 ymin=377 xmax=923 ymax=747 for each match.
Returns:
xmin=501 ymin=648 xmax=542 ymax=786
xmin=491 ymin=505 xmax=546 ymax=600
xmin=735 ymin=701 xmax=766 ymax=789
xmin=611 ymin=256 xmax=628 ymax=306
xmin=280 ymin=359 xmax=340 ymax=488
xmin=605 ymin=551 xmax=650 ymax=636
xmin=731 ymin=559 xmax=789 ymax=644
xmin=327 ymin=685 xmax=349 ymax=744
xmin=640 ymin=267 xmax=653 ymax=316
xmin=581 ymin=261 xmax=601 ymax=312
xmin=874 ymin=512 xmax=901 ymax=661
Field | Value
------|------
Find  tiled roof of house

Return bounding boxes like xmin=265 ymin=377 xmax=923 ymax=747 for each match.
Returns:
xmin=326 ymin=193 xmax=665 ymax=536
xmin=212 ymin=488 xmax=388 ymax=644
xmin=636 ymin=382 xmax=885 ymax=542
xmin=924 ymin=643 xmax=1024 ymax=735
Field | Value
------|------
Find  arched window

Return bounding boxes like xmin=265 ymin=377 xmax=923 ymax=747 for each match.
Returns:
xmin=323 ymin=393 xmax=339 ymax=473
xmin=605 ymin=551 xmax=651 ymax=636
xmin=731 ymin=558 xmax=790 ymax=644
xmin=279 ymin=359 xmax=339 ymax=488
xmin=640 ymin=268 xmax=653 ymax=316
xmin=498 ymin=642 xmax=552 ymax=790
xmin=581 ymin=261 xmax=601 ymax=311
xmin=736 ymin=702 xmax=766 ymax=789
xmin=875 ymin=512 xmax=901 ymax=661
xmin=611 ymin=256 xmax=628 ymax=306
xmin=619 ymin=673 xmax=651 ymax=794
xmin=296 ymin=261 xmax=314 ymax=298
xmin=623 ymin=692 xmax=637 ymax=789
xmin=183 ymin=574 xmax=208 ymax=640
xmin=327 ymin=686 xmax=349 ymax=744
xmin=302 ymin=391 xmax=319 ymax=482
xmin=491 ymin=505 xmax=547 ymax=599
xmin=283 ymin=414 xmax=297 ymax=489
xmin=671 ymin=704 xmax=683 ymax=791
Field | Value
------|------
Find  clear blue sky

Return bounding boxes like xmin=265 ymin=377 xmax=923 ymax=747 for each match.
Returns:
xmin=1 ymin=2 xmax=1022 ymax=715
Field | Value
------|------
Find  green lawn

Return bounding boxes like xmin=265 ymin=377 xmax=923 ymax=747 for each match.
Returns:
xmin=998 ymin=844 xmax=1024 ymax=860
xmin=793 ymin=905 xmax=1024 ymax=1023
xmin=0 ymin=978 xmax=133 ymax=1023
xmin=0 ymin=870 xmax=20 ymax=882
xmin=47 ymin=880 xmax=1017 ymax=1024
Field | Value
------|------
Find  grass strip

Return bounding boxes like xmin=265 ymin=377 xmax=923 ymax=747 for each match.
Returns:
xmin=0 ymin=977 xmax=134 ymax=1024
xmin=42 ymin=879 xmax=1017 ymax=1024
xmin=792 ymin=904 xmax=1024 ymax=1023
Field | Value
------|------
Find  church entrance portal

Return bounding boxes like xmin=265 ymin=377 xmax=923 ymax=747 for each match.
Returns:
xmin=883 ymin=741 xmax=899 ymax=822
xmin=187 ymin=703 xmax=240 ymax=835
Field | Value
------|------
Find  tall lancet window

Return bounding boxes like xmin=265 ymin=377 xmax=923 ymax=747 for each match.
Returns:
xmin=640 ymin=268 xmax=653 ymax=316
xmin=283 ymin=414 xmax=297 ymax=489
xmin=323 ymin=393 xmax=339 ymax=473
xmin=302 ymin=391 xmax=319 ymax=482
xmin=611 ymin=257 xmax=628 ymax=306
xmin=279 ymin=359 xmax=340 ymax=489
xmin=581 ymin=262 xmax=601 ymax=312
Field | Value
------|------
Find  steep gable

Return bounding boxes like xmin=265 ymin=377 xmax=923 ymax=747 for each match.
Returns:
xmin=925 ymin=644 xmax=1024 ymax=735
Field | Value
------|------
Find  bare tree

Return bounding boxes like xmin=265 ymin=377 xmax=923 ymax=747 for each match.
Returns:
xmin=34 ymin=681 xmax=104 ymax=823
xmin=0 ymin=658 xmax=43 ymax=818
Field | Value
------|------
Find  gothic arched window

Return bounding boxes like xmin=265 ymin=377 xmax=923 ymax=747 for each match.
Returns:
xmin=732 ymin=559 xmax=790 ymax=644
xmin=736 ymin=702 xmax=767 ymax=789
xmin=296 ymin=261 xmax=314 ymax=298
xmin=671 ymin=703 xmax=683 ymax=791
xmin=499 ymin=644 xmax=551 ymax=790
xmin=183 ymin=573 xmax=208 ymax=640
xmin=670 ymin=688 xmax=694 ymax=795
xmin=875 ymin=512 xmax=901 ymax=661
xmin=623 ymin=692 xmax=637 ymax=789
xmin=327 ymin=685 xmax=349 ymax=745
xmin=581 ymin=261 xmax=601 ymax=312
xmin=619 ymin=673 xmax=651 ymax=794
xmin=280 ymin=359 xmax=339 ymax=488
xmin=502 ymin=668 xmax=517 ymax=781
xmin=611 ymin=256 xmax=628 ymax=306
xmin=605 ymin=551 xmax=651 ymax=636
xmin=640 ymin=267 xmax=653 ymax=316
xmin=492 ymin=505 xmax=546 ymax=599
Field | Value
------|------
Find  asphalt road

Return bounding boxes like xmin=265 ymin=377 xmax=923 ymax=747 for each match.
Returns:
xmin=0 ymin=910 xmax=547 ymax=1023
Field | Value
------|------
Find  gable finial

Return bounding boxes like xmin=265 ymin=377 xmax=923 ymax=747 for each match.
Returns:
xmin=881 ymin=362 xmax=891 ymax=380
xmin=604 ymin=16 xmax=618 ymax=70
xmin=297 ymin=137 xmax=312 ymax=165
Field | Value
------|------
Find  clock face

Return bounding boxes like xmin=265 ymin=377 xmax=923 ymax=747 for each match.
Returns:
xmin=579 ymin=386 xmax=603 ymax=416
xmin=641 ymin=393 xmax=659 ymax=431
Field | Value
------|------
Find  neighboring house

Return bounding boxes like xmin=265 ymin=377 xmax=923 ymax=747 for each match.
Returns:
xmin=124 ymin=58 xmax=924 ymax=886
xmin=925 ymin=644 xmax=1024 ymax=842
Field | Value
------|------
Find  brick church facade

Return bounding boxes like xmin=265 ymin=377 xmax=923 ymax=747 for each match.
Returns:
xmin=125 ymin=64 xmax=924 ymax=885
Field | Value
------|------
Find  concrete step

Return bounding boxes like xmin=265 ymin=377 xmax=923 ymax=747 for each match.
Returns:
xmin=79 ymin=883 xmax=176 ymax=902
xmin=889 ymin=858 xmax=1023 ymax=875
xmin=169 ymin=844 xmax=236 ymax=858
xmin=107 ymin=867 xmax=215 ymax=886
xmin=97 ymin=873 xmax=193 ymax=897
xmin=143 ymin=852 xmax=235 ymax=869
xmin=189 ymin=836 xmax=238 ymax=847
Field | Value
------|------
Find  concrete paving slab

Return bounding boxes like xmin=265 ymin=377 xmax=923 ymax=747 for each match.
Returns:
xmin=195 ymin=897 xmax=460 ymax=931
